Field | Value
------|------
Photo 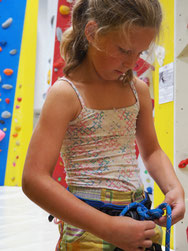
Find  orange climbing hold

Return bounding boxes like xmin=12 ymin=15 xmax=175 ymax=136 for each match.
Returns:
xmin=4 ymin=68 xmax=13 ymax=76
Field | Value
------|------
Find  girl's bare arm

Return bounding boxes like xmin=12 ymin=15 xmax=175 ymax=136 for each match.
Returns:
xmin=22 ymin=80 xmax=110 ymax=236
xmin=135 ymin=78 xmax=185 ymax=226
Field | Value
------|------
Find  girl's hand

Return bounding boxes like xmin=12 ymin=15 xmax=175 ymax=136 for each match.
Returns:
xmin=155 ymin=188 xmax=185 ymax=227
xmin=106 ymin=216 xmax=156 ymax=251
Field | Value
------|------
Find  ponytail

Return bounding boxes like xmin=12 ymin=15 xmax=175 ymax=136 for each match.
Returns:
xmin=60 ymin=0 xmax=89 ymax=76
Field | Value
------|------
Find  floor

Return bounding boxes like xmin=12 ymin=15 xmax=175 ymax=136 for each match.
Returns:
xmin=0 ymin=186 xmax=59 ymax=251
xmin=0 ymin=186 xmax=174 ymax=251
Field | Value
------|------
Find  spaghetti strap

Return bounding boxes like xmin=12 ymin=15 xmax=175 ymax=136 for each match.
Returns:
xmin=59 ymin=76 xmax=85 ymax=107
xmin=130 ymin=81 xmax=140 ymax=108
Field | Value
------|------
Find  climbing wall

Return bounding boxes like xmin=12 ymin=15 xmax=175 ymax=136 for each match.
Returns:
xmin=174 ymin=0 xmax=188 ymax=249
xmin=34 ymin=0 xmax=58 ymax=127
xmin=0 ymin=0 xmax=38 ymax=186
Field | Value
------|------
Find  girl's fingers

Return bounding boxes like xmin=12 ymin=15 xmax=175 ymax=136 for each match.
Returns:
xmin=154 ymin=216 xmax=167 ymax=227
xmin=144 ymin=229 xmax=156 ymax=239
xmin=142 ymin=239 xmax=153 ymax=248
xmin=155 ymin=211 xmax=182 ymax=226
xmin=144 ymin=220 xmax=156 ymax=230
xmin=137 ymin=240 xmax=153 ymax=250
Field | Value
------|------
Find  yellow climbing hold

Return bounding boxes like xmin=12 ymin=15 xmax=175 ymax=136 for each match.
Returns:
xmin=59 ymin=5 xmax=70 ymax=15
xmin=47 ymin=69 xmax=51 ymax=85
xmin=15 ymin=125 xmax=21 ymax=132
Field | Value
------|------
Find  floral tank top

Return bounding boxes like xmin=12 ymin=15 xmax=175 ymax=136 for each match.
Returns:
xmin=60 ymin=77 xmax=143 ymax=191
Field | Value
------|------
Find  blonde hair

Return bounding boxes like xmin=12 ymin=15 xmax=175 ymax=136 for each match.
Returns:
xmin=60 ymin=0 xmax=162 ymax=83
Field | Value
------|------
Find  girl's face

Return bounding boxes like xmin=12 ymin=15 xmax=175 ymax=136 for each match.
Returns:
xmin=87 ymin=25 xmax=157 ymax=81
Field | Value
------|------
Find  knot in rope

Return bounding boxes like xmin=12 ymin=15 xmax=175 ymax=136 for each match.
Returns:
xmin=120 ymin=202 xmax=172 ymax=251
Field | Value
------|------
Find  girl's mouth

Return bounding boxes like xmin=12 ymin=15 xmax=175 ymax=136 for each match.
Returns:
xmin=115 ymin=70 xmax=124 ymax=75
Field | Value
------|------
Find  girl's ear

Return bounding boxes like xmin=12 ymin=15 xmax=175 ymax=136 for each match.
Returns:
xmin=85 ymin=21 xmax=98 ymax=43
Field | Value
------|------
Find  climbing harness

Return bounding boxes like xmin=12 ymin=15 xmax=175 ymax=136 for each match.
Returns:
xmin=72 ymin=192 xmax=172 ymax=251
xmin=49 ymin=191 xmax=172 ymax=251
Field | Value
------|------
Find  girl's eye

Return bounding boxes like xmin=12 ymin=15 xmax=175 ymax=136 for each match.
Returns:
xmin=118 ymin=47 xmax=143 ymax=57
xmin=119 ymin=47 xmax=132 ymax=55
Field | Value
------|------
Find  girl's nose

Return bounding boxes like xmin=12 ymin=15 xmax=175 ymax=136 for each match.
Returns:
xmin=122 ymin=54 xmax=139 ymax=70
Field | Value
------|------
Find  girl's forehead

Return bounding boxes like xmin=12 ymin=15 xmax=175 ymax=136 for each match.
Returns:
xmin=103 ymin=26 xmax=157 ymax=49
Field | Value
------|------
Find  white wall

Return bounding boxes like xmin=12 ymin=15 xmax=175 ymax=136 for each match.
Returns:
xmin=34 ymin=0 xmax=58 ymax=127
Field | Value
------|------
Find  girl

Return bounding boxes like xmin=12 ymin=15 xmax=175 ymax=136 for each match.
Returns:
xmin=22 ymin=0 xmax=185 ymax=250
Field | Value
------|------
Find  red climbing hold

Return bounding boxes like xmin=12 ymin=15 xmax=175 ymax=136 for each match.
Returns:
xmin=178 ymin=159 xmax=188 ymax=168
xmin=17 ymin=97 xmax=22 ymax=102
xmin=54 ymin=57 xmax=64 ymax=69
xmin=5 ymin=98 xmax=10 ymax=104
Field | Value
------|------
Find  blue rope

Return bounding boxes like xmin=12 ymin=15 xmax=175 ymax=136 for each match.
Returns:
xmin=120 ymin=202 xmax=172 ymax=251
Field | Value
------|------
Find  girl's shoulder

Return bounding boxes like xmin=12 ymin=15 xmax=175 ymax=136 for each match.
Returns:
xmin=45 ymin=78 xmax=82 ymax=121
xmin=133 ymin=77 xmax=149 ymax=93
xmin=133 ymin=77 xmax=151 ymax=100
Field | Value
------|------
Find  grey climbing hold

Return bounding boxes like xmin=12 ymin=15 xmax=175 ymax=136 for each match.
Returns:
xmin=0 ymin=120 xmax=5 ymax=125
xmin=51 ymin=15 xmax=55 ymax=26
xmin=0 ymin=41 xmax=7 ymax=47
xmin=43 ymin=92 xmax=47 ymax=99
xmin=1 ymin=111 xmax=11 ymax=119
xmin=9 ymin=49 xmax=17 ymax=55
xmin=56 ymin=27 xmax=63 ymax=42
xmin=0 ymin=75 xmax=2 ymax=83
xmin=2 ymin=84 xmax=13 ymax=90
xmin=2 ymin=18 xmax=13 ymax=29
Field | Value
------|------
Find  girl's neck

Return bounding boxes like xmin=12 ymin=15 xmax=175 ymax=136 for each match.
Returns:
xmin=68 ymin=56 xmax=121 ymax=87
